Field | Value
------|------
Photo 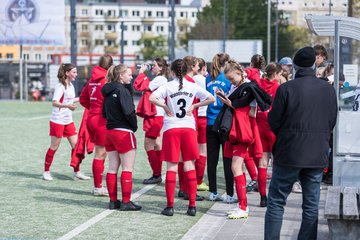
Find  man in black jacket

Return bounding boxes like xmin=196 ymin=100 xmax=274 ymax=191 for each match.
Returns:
xmin=264 ymin=47 xmax=338 ymax=240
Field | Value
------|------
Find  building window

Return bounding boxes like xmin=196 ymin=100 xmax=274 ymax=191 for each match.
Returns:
xmin=123 ymin=40 xmax=128 ymax=46
xmin=156 ymin=11 xmax=164 ymax=17
xmin=81 ymin=24 xmax=88 ymax=31
xmin=6 ymin=53 xmax=13 ymax=59
xmin=107 ymin=25 xmax=115 ymax=31
xmin=35 ymin=54 xmax=41 ymax=61
xmin=120 ymin=10 xmax=128 ymax=17
xmin=95 ymin=9 xmax=103 ymax=16
xmin=132 ymin=25 xmax=140 ymax=31
xmin=95 ymin=39 xmax=104 ymax=45
xmin=95 ymin=25 xmax=103 ymax=31
xmin=23 ymin=54 xmax=30 ymax=61
xmin=146 ymin=11 xmax=152 ymax=17
xmin=0 ymin=53 xmax=2 ymax=58
xmin=132 ymin=10 xmax=140 ymax=17
xmin=81 ymin=9 xmax=88 ymax=15
xmin=81 ymin=39 xmax=88 ymax=46
xmin=107 ymin=40 xmax=115 ymax=46
xmin=156 ymin=26 xmax=164 ymax=32
xmin=179 ymin=26 xmax=184 ymax=32
xmin=145 ymin=25 xmax=152 ymax=31
xmin=132 ymin=40 xmax=140 ymax=46
xmin=192 ymin=12 xmax=196 ymax=18
xmin=180 ymin=12 xmax=187 ymax=17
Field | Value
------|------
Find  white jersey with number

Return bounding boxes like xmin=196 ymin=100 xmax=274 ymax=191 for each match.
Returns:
xmin=193 ymin=74 xmax=207 ymax=117
xmin=149 ymin=75 xmax=167 ymax=116
xmin=153 ymin=78 xmax=211 ymax=132
xmin=50 ymin=82 xmax=75 ymax=125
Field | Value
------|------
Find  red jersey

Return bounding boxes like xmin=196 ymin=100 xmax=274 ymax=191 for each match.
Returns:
xmin=79 ymin=66 xmax=108 ymax=115
xmin=257 ymin=78 xmax=279 ymax=121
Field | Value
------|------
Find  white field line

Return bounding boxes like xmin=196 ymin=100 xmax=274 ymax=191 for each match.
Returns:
xmin=57 ymin=177 xmax=165 ymax=240
xmin=28 ymin=111 xmax=81 ymax=121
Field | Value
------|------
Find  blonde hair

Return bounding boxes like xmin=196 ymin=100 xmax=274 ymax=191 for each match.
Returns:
xmin=106 ymin=64 xmax=128 ymax=83
xmin=57 ymin=63 xmax=76 ymax=89
xmin=224 ymin=59 xmax=246 ymax=83
xmin=316 ymin=67 xmax=326 ymax=78
xmin=210 ymin=53 xmax=230 ymax=81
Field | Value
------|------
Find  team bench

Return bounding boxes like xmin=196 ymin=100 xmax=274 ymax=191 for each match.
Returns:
xmin=324 ymin=186 xmax=360 ymax=240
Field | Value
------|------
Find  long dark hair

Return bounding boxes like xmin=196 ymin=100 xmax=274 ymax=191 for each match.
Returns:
xmin=154 ymin=57 xmax=169 ymax=78
xmin=57 ymin=63 xmax=76 ymax=89
xmin=250 ymin=54 xmax=266 ymax=70
xmin=171 ymin=59 xmax=184 ymax=90
xmin=98 ymin=54 xmax=113 ymax=70
xmin=263 ymin=62 xmax=282 ymax=80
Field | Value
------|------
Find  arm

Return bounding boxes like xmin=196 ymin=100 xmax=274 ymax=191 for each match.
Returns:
xmin=149 ymin=91 xmax=174 ymax=117
xmin=52 ymin=85 xmax=76 ymax=111
xmin=52 ymin=100 xmax=77 ymax=111
xmin=133 ymin=73 xmax=150 ymax=91
xmin=79 ymin=83 xmax=90 ymax=109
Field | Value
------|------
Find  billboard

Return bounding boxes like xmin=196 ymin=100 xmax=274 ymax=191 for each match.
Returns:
xmin=0 ymin=0 xmax=65 ymax=45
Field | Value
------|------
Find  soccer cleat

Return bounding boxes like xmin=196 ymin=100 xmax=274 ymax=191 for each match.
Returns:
xmin=209 ymin=192 xmax=222 ymax=201
xmin=260 ymin=196 xmax=267 ymax=207
xmin=178 ymin=190 xmax=185 ymax=198
xmin=109 ymin=200 xmax=121 ymax=210
xmin=187 ymin=206 xmax=196 ymax=216
xmin=292 ymin=181 xmax=302 ymax=193
xmin=120 ymin=201 xmax=142 ymax=211
xmin=183 ymin=193 xmax=205 ymax=201
xmin=92 ymin=187 xmax=109 ymax=196
xmin=43 ymin=171 xmax=53 ymax=181
xmin=74 ymin=171 xmax=91 ymax=180
xmin=223 ymin=195 xmax=238 ymax=204
xmin=161 ymin=207 xmax=174 ymax=216
xmin=197 ymin=182 xmax=209 ymax=191
xmin=143 ymin=175 xmax=162 ymax=184
xmin=246 ymin=180 xmax=258 ymax=193
xmin=228 ymin=207 xmax=249 ymax=219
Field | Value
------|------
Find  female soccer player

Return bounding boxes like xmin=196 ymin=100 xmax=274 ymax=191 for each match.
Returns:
xmin=79 ymin=54 xmax=114 ymax=196
xmin=149 ymin=59 xmax=215 ymax=216
xmin=43 ymin=63 xmax=90 ymax=181
xmin=102 ymin=64 xmax=141 ymax=211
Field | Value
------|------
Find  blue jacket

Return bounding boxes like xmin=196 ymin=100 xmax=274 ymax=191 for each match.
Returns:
xmin=206 ymin=72 xmax=231 ymax=125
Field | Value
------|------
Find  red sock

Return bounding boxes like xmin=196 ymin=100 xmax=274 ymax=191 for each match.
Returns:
xmin=195 ymin=155 xmax=206 ymax=185
xmin=146 ymin=150 xmax=158 ymax=176
xmin=244 ymin=156 xmax=258 ymax=181
xmin=185 ymin=170 xmax=197 ymax=207
xmin=178 ymin=162 xmax=185 ymax=192
xmin=92 ymin=159 xmax=105 ymax=188
xmin=165 ymin=171 xmax=177 ymax=207
xmin=258 ymin=167 xmax=267 ymax=197
xmin=121 ymin=171 xmax=132 ymax=203
xmin=106 ymin=173 xmax=117 ymax=201
xmin=234 ymin=175 xmax=247 ymax=211
xmin=44 ymin=148 xmax=56 ymax=171
xmin=155 ymin=150 xmax=163 ymax=176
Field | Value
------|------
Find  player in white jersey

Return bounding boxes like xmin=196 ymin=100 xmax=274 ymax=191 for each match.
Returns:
xmin=43 ymin=63 xmax=90 ymax=181
xmin=149 ymin=59 xmax=215 ymax=217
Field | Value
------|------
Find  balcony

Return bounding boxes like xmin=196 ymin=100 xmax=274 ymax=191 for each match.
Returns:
xmin=105 ymin=15 xmax=118 ymax=22
xmin=105 ymin=46 xmax=119 ymax=54
xmin=177 ymin=18 xmax=191 ymax=26
xmin=141 ymin=32 xmax=156 ymax=38
xmin=141 ymin=17 xmax=155 ymax=25
xmin=105 ymin=32 xmax=118 ymax=40
xmin=80 ymin=31 xmax=90 ymax=38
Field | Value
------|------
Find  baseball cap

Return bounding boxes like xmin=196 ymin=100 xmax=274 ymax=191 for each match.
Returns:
xmin=279 ymin=57 xmax=293 ymax=65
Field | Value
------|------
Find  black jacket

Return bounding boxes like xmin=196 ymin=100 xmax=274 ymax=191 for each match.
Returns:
xmin=102 ymin=82 xmax=137 ymax=132
xmin=213 ymin=81 xmax=272 ymax=143
xmin=268 ymin=68 xmax=337 ymax=168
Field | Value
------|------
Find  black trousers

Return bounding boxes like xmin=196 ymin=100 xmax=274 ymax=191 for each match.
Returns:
xmin=206 ymin=125 xmax=234 ymax=196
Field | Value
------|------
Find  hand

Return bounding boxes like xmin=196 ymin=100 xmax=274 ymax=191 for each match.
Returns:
xmin=186 ymin=105 xmax=194 ymax=116
xmin=67 ymin=104 xmax=77 ymax=111
xmin=215 ymin=89 xmax=232 ymax=106
xmin=164 ymin=105 xmax=174 ymax=117
xmin=139 ymin=64 xmax=148 ymax=74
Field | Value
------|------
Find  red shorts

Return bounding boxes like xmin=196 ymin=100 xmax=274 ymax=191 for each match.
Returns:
xmin=49 ymin=121 xmax=77 ymax=138
xmin=223 ymin=141 xmax=248 ymax=159
xmin=196 ymin=117 xmax=207 ymax=144
xmin=258 ymin=119 xmax=276 ymax=153
xmin=105 ymin=129 xmax=137 ymax=153
xmin=87 ymin=114 xmax=107 ymax=146
xmin=162 ymin=128 xmax=199 ymax=163
xmin=144 ymin=116 xmax=164 ymax=139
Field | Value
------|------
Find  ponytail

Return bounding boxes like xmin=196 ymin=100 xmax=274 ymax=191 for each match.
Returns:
xmin=171 ymin=59 xmax=184 ymax=90
xmin=57 ymin=63 xmax=76 ymax=89
xmin=106 ymin=64 xmax=128 ymax=83
xmin=210 ymin=53 xmax=230 ymax=81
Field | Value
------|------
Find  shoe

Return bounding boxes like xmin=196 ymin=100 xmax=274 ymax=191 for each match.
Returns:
xmin=120 ymin=201 xmax=142 ymax=211
xmin=187 ymin=206 xmax=196 ymax=216
xmin=197 ymin=182 xmax=209 ymax=191
xmin=260 ymin=196 xmax=267 ymax=207
xmin=223 ymin=195 xmax=238 ymax=204
xmin=74 ymin=171 xmax=91 ymax=180
xmin=183 ymin=193 xmax=205 ymax=201
xmin=43 ymin=171 xmax=53 ymax=181
xmin=161 ymin=207 xmax=174 ymax=216
xmin=143 ymin=175 xmax=162 ymax=184
xmin=292 ymin=181 xmax=302 ymax=193
xmin=178 ymin=190 xmax=185 ymax=198
xmin=209 ymin=192 xmax=222 ymax=201
xmin=92 ymin=187 xmax=109 ymax=196
xmin=109 ymin=200 xmax=121 ymax=210
xmin=246 ymin=180 xmax=258 ymax=193
xmin=228 ymin=207 xmax=249 ymax=219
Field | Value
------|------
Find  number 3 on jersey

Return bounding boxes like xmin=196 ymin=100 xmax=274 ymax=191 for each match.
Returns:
xmin=176 ymin=98 xmax=186 ymax=118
